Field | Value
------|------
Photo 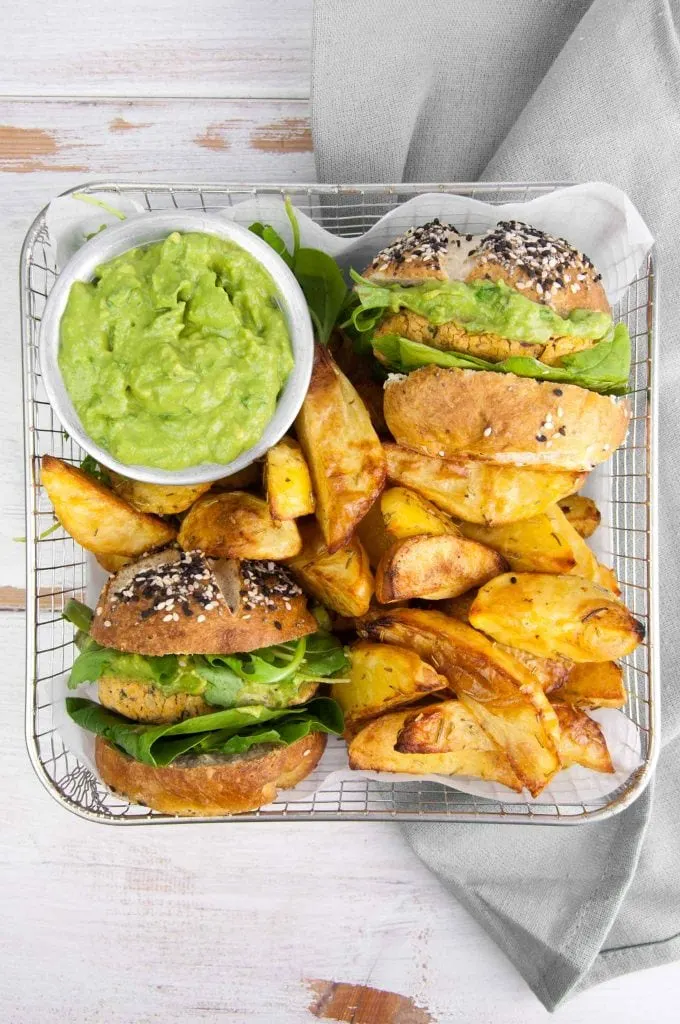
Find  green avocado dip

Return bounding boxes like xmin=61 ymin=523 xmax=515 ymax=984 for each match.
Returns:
xmin=351 ymin=272 xmax=612 ymax=344
xmin=59 ymin=231 xmax=293 ymax=469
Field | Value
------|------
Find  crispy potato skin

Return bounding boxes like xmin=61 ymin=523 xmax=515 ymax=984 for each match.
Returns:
xmin=470 ymin=573 xmax=644 ymax=662
xmin=210 ymin=463 xmax=262 ymax=492
xmin=332 ymin=641 xmax=447 ymax=727
xmin=109 ymin=473 xmax=211 ymax=515
xmin=356 ymin=497 xmax=394 ymax=569
xmin=551 ymin=703 xmax=614 ymax=773
xmin=295 ymin=345 xmax=386 ymax=552
xmin=356 ymin=606 xmax=560 ymax=795
xmin=265 ymin=437 xmax=315 ymax=520
xmin=375 ymin=533 xmax=506 ymax=603
xmin=41 ymin=456 xmax=176 ymax=556
xmin=178 ymin=491 xmax=301 ymax=560
xmin=381 ymin=486 xmax=459 ymax=540
xmin=551 ymin=661 xmax=626 ymax=708
xmin=384 ymin=367 xmax=630 ymax=471
xmin=347 ymin=704 xmax=522 ymax=790
xmin=95 ymin=732 xmax=327 ymax=815
xmin=330 ymin=329 xmax=389 ymax=436
xmin=383 ymin=443 xmax=586 ymax=525
xmin=98 ymin=677 xmax=213 ymax=724
xmin=557 ymin=494 xmax=601 ymax=539
xmin=286 ymin=520 xmax=374 ymax=617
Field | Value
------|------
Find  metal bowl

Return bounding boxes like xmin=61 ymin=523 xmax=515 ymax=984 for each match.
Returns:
xmin=38 ymin=211 xmax=314 ymax=484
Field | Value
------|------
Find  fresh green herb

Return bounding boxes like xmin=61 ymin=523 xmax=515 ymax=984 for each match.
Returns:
xmin=79 ymin=454 xmax=110 ymax=485
xmin=373 ymin=324 xmax=631 ymax=396
xmin=39 ymin=521 xmax=61 ymax=539
xmin=63 ymin=602 xmax=350 ymax=707
xmin=72 ymin=193 xmax=127 ymax=221
xmin=249 ymin=197 xmax=348 ymax=344
xmin=66 ymin=696 xmax=343 ymax=767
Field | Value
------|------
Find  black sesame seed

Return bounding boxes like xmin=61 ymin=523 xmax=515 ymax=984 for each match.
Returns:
xmin=553 ymin=388 xmax=563 ymax=396
xmin=536 ymin=434 xmax=547 ymax=443
xmin=510 ymin=576 xmax=517 ymax=584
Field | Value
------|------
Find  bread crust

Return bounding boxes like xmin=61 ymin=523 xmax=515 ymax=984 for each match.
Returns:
xmin=91 ymin=548 xmax=316 ymax=655
xmin=95 ymin=732 xmax=327 ymax=815
xmin=384 ymin=368 xmax=630 ymax=471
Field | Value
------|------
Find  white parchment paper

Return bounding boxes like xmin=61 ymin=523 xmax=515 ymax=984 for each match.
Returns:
xmin=46 ymin=183 xmax=653 ymax=806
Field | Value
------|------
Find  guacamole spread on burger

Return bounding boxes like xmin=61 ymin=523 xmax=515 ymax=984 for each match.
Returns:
xmin=59 ymin=232 xmax=293 ymax=469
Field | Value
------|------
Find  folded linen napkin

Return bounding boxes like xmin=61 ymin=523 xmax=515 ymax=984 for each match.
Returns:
xmin=311 ymin=0 xmax=680 ymax=1008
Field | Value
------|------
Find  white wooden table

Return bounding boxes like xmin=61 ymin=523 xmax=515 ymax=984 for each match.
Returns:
xmin=1 ymin=4 xmax=677 ymax=1020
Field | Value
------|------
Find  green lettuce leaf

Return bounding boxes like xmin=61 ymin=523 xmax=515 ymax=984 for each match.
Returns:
xmin=373 ymin=323 xmax=631 ymax=395
xmin=66 ymin=696 xmax=343 ymax=766
xmin=350 ymin=271 xmax=613 ymax=345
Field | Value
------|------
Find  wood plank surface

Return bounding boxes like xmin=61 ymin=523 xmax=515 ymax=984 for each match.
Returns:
xmin=0 ymin=0 xmax=313 ymax=98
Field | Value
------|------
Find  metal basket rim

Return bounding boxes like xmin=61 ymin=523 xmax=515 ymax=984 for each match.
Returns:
xmin=20 ymin=179 xmax=660 ymax=826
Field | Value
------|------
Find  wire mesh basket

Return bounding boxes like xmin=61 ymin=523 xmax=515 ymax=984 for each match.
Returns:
xmin=21 ymin=181 xmax=659 ymax=825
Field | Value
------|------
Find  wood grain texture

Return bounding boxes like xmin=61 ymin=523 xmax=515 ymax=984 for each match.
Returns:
xmin=1 ymin=0 xmax=313 ymax=98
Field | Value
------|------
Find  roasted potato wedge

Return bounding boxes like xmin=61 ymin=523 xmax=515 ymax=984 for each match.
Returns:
xmin=265 ymin=437 xmax=315 ymax=520
xmin=456 ymin=505 xmax=577 ymax=573
xmin=470 ymin=573 xmax=645 ymax=662
xmin=384 ymin=443 xmax=586 ymax=525
xmin=357 ymin=607 xmax=560 ymax=795
xmin=95 ymin=552 xmax=133 ymax=574
xmin=375 ymin=534 xmax=506 ymax=603
xmin=41 ymin=456 xmax=176 ymax=557
xmin=296 ymin=345 xmax=386 ymax=551
xmin=210 ymin=463 xmax=261 ymax=492
xmin=381 ymin=486 xmax=459 ymax=540
xmin=347 ymin=704 xmax=522 ymax=790
xmin=557 ymin=494 xmax=601 ymax=539
xmin=356 ymin=497 xmax=393 ymax=569
xmin=551 ymin=661 xmax=626 ymax=708
xmin=551 ymin=703 xmax=614 ymax=773
xmin=108 ymin=473 xmax=211 ymax=515
xmin=330 ymin=329 xmax=388 ymax=436
xmin=178 ymin=491 xmax=301 ymax=560
xmin=436 ymin=594 xmax=572 ymax=693
xmin=332 ymin=641 xmax=447 ymax=726
xmin=286 ymin=520 xmax=373 ymax=617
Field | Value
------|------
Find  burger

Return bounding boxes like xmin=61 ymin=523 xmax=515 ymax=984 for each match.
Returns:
xmin=65 ymin=548 xmax=346 ymax=815
xmin=349 ymin=220 xmax=631 ymax=471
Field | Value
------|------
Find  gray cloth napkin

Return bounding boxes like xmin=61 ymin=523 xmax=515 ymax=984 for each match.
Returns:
xmin=312 ymin=0 xmax=680 ymax=1009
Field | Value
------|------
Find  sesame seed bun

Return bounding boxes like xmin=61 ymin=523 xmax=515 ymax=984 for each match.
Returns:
xmin=383 ymin=368 xmax=630 ymax=471
xmin=364 ymin=220 xmax=610 ymax=317
xmin=90 ymin=548 xmax=317 ymax=656
xmin=94 ymin=731 xmax=327 ymax=816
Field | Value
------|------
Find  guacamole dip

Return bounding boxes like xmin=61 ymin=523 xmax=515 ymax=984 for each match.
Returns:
xmin=59 ymin=231 xmax=293 ymax=469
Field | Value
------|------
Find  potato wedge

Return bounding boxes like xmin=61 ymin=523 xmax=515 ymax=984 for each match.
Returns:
xmin=557 ymin=494 xmax=601 ymax=539
xmin=381 ymin=486 xmax=459 ymax=541
xmin=286 ymin=520 xmax=373 ymax=617
xmin=41 ymin=456 xmax=176 ymax=556
xmin=95 ymin=552 xmax=133 ymax=574
xmin=470 ymin=573 xmax=645 ymax=662
xmin=357 ymin=606 xmax=560 ymax=795
xmin=356 ymin=498 xmax=393 ymax=569
xmin=296 ymin=345 xmax=386 ymax=551
xmin=375 ymin=534 xmax=506 ymax=603
xmin=108 ymin=473 xmax=211 ymax=515
xmin=264 ymin=437 xmax=315 ymax=520
xmin=332 ymin=641 xmax=447 ymax=726
xmin=551 ymin=703 xmax=614 ymax=773
xmin=551 ymin=661 xmax=626 ymax=709
xmin=384 ymin=443 xmax=586 ymax=525
xmin=456 ymin=505 xmax=577 ymax=574
xmin=436 ymin=594 xmax=572 ymax=693
xmin=330 ymin=329 xmax=388 ymax=436
xmin=347 ymin=704 xmax=522 ymax=790
xmin=211 ymin=463 xmax=261 ymax=492
xmin=178 ymin=491 xmax=301 ymax=560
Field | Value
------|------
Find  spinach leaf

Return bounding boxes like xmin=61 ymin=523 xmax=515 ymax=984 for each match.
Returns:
xmin=249 ymin=198 xmax=348 ymax=345
xmin=68 ymin=640 xmax=116 ymax=688
xmin=66 ymin=696 xmax=343 ymax=767
xmin=373 ymin=325 xmax=631 ymax=396
xmin=63 ymin=598 xmax=94 ymax=633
